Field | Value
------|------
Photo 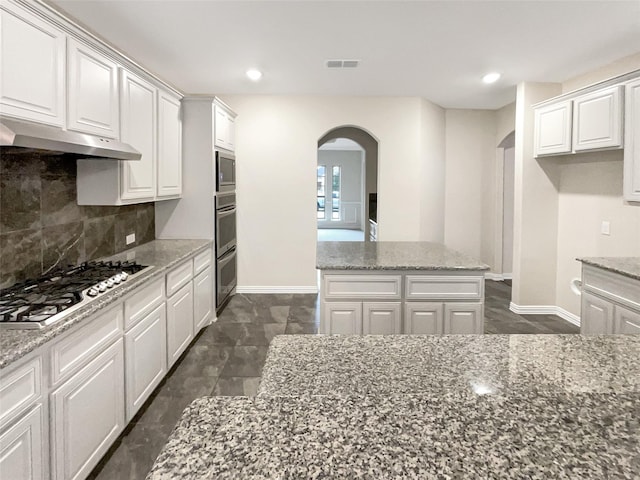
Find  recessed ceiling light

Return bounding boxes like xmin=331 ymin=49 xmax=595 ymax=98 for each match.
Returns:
xmin=482 ymin=72 xmax=501 ymax=84
xmin=246 ymin=69 xmax=262 ymax=81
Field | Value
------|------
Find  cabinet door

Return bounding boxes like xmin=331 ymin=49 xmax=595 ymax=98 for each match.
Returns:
xmin=227 ymin=113 xmax=236 ymax=151
xmin=67 ymin=38 xmax=119 ymax=138
xmin=157 ymin=90 xmax=182 ymax=198
xmin=444 ymin=303 xmax=483 ymax=334
xmin=124 ymin=304 xmax=167 ymax=422
xmin=120 ymin=69 xmax=157 ymax=201
xmin=0 ymin=404 xmax=45 ymax=480
xmin=363 ymin=302 xmax=401 ymax=334
xmin=194 ymin=268 xmax=213 ymax=333
xmin=624 ymin=78 xmax=640 ymax=202
xmin=404 ymin=302 xmax=443 ymax=334
xmin=214 ymin=105 xmax=229 ymax=150
xmin=51 ymin=339 xmax=125 ymax=480
xmin=323 ymin=302 xmax=362 ymax=335
xmin=614 ymin=305 xmax=640 ymax=334
xmin=573 ymin=86 xmax=623 ymax=152
xmin=533 ymin=100 xmax=572 ymax=156
xmin=166 ymin=282 xmax=194 ymax=368
xmin=580 ymin=291 xmax=614 ymax=334
xmin=0 ymin=2 xmax=65 ymax=126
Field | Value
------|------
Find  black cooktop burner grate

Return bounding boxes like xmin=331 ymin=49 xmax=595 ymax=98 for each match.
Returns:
xmin=0 ymin=261 xmax=147 ymax=324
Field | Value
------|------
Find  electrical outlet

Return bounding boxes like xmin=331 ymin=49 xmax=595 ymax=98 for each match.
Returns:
xmin=126 ymin=233 xmax=136 ymax=245
xmin=601 ymin=221 xmax=610 ymax=236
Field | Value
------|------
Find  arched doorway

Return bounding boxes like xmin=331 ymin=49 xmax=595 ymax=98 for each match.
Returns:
xmin=317 ymin=126 xmax=379 ymax=241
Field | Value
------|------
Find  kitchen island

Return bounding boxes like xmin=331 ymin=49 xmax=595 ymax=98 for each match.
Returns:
xmin=317 ymin=241 xmax=489 ymax=334
xmin=147 ymin=334 xmax=640 ymax=479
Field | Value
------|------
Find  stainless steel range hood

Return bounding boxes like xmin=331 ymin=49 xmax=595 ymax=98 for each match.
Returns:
xmin=0 ymin=118 xmax=141 ymax=160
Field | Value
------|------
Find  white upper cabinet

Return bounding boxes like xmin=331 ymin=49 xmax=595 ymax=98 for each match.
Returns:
xmin=67 ymin=38 xmax=120 ymax=138
xmin=120 ymin=69 xmax=157 ymax=201
xmin=0 ymin=1 xmax=66 ymax=126
xmin=214 ymin=102 xmax=236 ymax=152
xmin=157 ymin=90 xmax=182 ymax=198
xmin=572 ymin=85 xmax=623 ymax=152
xmin=624 ymin=78 xmax=640 ymax=202
xmin=534 ymin=100 xmax=572 ymax=156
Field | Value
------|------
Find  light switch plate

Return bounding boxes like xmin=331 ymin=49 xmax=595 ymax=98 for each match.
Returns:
xmin=126 ymin=233 xmax=136 ymax=245
xmin=601 ymin=221 xmax=610 ymax=235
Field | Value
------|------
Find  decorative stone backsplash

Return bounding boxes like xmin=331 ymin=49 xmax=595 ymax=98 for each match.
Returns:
xmin=0 ymin=151 xmax=155 ymax=289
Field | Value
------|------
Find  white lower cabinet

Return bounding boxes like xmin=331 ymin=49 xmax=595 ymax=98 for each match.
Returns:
xmin=404 ymin=303 xmax=443 ymax=334
xmin=581 ymin=291 xmax=614 ymax=335
xmin=324 ymin=302 xmax=362 ymax=334
xmin=0 ymin=404 xmax=45 ymax=480
xmin=363 ymin=302 xmax=401 ymax=334
xmin=124 ymin=304 xmax=167 ymax=421
xmin=51 ymin=339 xmax=125 ymax=480
xmin=193 ymin=267 xmax=213 ymax=333
xmin=166 ymin=282 xmax=194 ymax=368
xmin=614 ymin=306 xmax=640 ymax=334
xmin=444 ymin=303 xmax=483 ymax=334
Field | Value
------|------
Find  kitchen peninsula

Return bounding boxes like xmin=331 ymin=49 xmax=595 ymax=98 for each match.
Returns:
xmin=147 ymin=334 xmax=640 ymax=479
xmin=316 ymin=241 xmax=489 ymax=335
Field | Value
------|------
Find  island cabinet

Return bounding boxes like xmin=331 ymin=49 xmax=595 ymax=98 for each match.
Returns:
xmin=580 ymin=263 xmax=640 ymax=335
xmin=320 ymin=271 xmax=484 ymax=335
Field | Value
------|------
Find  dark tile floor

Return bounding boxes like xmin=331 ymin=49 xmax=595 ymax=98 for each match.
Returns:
xmin=87 ymin=281 xmax=578 ymax=479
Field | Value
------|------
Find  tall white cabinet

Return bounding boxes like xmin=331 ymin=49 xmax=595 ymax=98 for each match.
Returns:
xmin=0 ymin=1 xmax=66 ymax=126
xmin=157 ymin=91 xmax=183 ymax=198
xmin=624 ymin=78 xmax=640 ymax=202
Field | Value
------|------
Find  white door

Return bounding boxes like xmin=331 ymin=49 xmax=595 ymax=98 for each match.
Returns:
xmin=404 ymin=302 xmax=443 ymax=334
xmin=120 ymin=69 xmax=157 ymax=201
xmin=166 ymin=283 xmax=194 ymax=368
xmin=614 ymin=305 xmax=640 ymax=334
xmin=51 ymin=340 xmax=125 ymax=480
xmin=194 ymin=268 xmax=213 ymax=333
xmin=124 ymin=304 xmax=167 ymax=421
xmin=533 ymin=100 xmax=572 ymax=156
xmin=624 ymin=78 xmax=640 ymax=202
xmin=324 ymin=302 xmax=362 ymax=334
xmin=573 ymin=86 xmax=623 ymax=152
xmin=363 ymin=302 xmax=401 ymax=334
xmin=0 ymin=2 xmax=65 ymax=126
xmin=444 ymin=303 xmax=483 ymax=334
xmin=580 ymin=291 xmax=614 ymax=334
xmin=157 ymin=90 xmax=182 ymax=198
xmin=0 ymin=404 xmax=45 ymax=480
xmin=67 ymin=38 xmax=119 ymax=138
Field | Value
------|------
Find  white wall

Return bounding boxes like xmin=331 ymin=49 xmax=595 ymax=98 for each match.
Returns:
xmin=317 ymin=149 xmax=364 ymax=229
xmin=220 ymin=95 xmax=445 ymax=290
xmin=502 ymin=146 xmax=515 ymax=274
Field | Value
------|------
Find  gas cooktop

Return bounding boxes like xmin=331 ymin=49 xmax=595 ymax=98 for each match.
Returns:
xmin=0 ymin=261 xmax=150 ymax=330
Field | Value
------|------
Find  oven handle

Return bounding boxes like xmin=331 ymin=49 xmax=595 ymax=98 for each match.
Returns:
xmin=217 ymin=206 xmax=236 ymax=215
xmin=218 ymin=248 xmax=236 ymax=266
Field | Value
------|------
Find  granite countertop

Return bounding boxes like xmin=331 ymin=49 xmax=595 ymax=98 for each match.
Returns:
xmin=578 ymin=257 xmax=640 ymax=281
xmin=0 ymin=239 xmax=211 ymax=370
xmin=147 ymin=334 xmax=640 ymax=479
xmin=317 ymin=241 xmax=489 ymax=270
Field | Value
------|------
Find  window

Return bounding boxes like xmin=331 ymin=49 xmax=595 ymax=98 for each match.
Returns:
xmin=317 ymin=165 xmax=326 ymax=219
xmin=332 ymin=165 xmax=341 ymax=220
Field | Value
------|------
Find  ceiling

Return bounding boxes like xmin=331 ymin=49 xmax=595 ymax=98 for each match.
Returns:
xmin=47 ymin=0 xmax=640 ymax=110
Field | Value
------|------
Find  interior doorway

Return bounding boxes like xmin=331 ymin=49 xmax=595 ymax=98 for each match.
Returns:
xmin=496 ymin=131 xmax=515 ymax=279
xmin=317 ymin=126 xmax=379 ymax=242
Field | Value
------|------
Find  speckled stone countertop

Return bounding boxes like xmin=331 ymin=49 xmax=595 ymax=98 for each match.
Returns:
xmin=147 ymin=334 xmax=640 ymax=479
xmin=578 ymin=257 xmax=640 ymax=281
xmin=317 ymin=241 xmax=489 ymax=270
xmin=0 ymin=239 xmax=211 ymax=370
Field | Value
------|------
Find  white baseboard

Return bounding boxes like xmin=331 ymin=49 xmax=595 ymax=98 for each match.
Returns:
xmin=485 ymin=272 xmax=513 ymax=281
xmin=510 ymin=302 xmax=581 ymax=327
xmin=236 ymin=286 xmax=319 ymax=294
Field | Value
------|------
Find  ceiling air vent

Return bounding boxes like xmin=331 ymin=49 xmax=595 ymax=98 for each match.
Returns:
xmin=326 ymin=59 xmax=360 ymax=69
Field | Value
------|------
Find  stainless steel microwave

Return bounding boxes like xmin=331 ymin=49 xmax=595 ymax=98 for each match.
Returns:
xmin=216 ymin=150 xmax=235 ymax=192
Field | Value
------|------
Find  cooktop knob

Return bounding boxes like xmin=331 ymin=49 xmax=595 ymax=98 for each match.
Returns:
xmin=87 ymin=287 xmax=99 ymax=297
xmin=121 ymin=272 xmax=129 ymax=281
xmin=98 ymin=282 xmax=108 ymax=292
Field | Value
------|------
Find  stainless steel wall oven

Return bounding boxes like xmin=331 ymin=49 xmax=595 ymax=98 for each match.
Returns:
xmin=215 ymin=190 xmax=237 ymax=310
xmin=216 ymin=150 xmax=236 ymax=192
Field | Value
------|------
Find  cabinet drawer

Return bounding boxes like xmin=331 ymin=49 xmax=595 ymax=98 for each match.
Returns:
xmin=582 ymin=266 xmax=640 ymax=310
xmin=405 ymin=275 xmax=483 ymax=301
xmin=193 ymin=249 xmax=212 ymax=276
xmin=124 ymin=277 xmax=165 ymax=330
xmin=166 ymin=260 xmax=193 ymax=297
xmin=323 ymin=274 xmax=401 ymax=300
xmin=51 ymin=305 xmax=123 ymax=386
xmin=0 ymin=357 xmax=42 ymax=430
